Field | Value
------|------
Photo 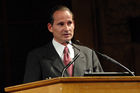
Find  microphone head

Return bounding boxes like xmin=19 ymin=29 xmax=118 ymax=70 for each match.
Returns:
xmin=66 ymin=41 xmax=70 ymax=44
xmin=73 ymin=40 xmax=81 ymax=45
xmin=75 ymin=40 xmax=80 ymax=44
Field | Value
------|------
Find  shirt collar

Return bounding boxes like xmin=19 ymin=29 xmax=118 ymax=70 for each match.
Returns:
xmin=52 ymin=39 xmax=74 ymax=59
xmin=52 ymin=39 xmax=65 ymax=58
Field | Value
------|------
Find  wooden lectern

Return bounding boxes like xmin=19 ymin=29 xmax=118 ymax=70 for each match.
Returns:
xmin=5 ymin=76 xmax=140 ymax=93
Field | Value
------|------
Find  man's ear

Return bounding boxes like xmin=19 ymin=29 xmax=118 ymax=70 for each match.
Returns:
xmin=47 ymin=23 xmax=53 ymax=32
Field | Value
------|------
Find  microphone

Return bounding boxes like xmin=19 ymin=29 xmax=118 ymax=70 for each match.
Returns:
xmin=61 ymin=41 xmax=80 ymax=77
xmin=95 ymin=51 xmax=135 ymax=76
xmin=73 ymin=40 xmax=135 ymax=76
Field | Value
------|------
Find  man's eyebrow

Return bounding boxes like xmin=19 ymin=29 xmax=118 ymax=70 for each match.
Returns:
xmin=57 ymin=22 xmax=64 ymax=25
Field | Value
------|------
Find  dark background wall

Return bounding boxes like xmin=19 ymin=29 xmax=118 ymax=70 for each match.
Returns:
xmin=1 ymin=0 xmax=72 ymax=92
xmin=1 ymin=0 xmax=140 ymax=92
xmin=72 ymin=0 xmax=140 ymax=73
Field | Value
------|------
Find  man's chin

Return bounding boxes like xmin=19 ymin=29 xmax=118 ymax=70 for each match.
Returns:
xmin=64 ymin=38 xmax=71 ymax=42
xmin=62 ymin=37 xmax=72 ymax=42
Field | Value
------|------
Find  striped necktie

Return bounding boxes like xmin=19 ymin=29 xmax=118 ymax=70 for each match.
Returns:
xmin=63 ymin=46 xmax=73 ymax=76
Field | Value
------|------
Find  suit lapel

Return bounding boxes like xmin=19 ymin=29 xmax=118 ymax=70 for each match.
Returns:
xmin=51 ymin=56 xmax=69 ymax=76
xmin=73 ymin=45 xmax=86 ymax=76
xmin=45 ymin=42 xmax=69 ymax=77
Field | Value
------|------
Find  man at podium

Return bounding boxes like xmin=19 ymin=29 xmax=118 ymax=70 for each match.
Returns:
xmin=23 ymin=5 xmax=103 ymax=83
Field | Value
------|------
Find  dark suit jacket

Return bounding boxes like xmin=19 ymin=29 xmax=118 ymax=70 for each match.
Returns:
xmin=23 ymin=42 xmax=103 ymax=83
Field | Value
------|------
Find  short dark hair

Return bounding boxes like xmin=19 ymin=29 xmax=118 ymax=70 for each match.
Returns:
xmin=48 ymin=5 xmax=74 ymax=25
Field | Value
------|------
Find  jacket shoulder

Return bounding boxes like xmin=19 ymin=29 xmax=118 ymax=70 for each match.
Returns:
xmin=28 ymin=42 xmax=53 ymax=56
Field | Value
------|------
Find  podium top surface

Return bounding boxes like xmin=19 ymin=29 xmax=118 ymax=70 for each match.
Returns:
xmin=5 ymin=76 xmax=140 ymax=92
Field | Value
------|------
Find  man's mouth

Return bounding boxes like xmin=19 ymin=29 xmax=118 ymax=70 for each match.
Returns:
xmin=64 ymin=33 xmax=71 ymax=36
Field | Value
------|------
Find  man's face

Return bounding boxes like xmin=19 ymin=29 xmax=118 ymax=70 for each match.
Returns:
xmin=48 ymin=10 xmax=75 ymax=44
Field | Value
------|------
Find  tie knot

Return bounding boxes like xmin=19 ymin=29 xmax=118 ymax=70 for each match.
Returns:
xmin=63 ymin=46 xmax=71 ymax=63
xmin=64 ymin=46 xmax=69 ymax=53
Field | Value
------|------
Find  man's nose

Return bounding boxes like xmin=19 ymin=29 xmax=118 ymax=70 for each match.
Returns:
xmin=64 ymin=25 xmax=70 ymax=31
